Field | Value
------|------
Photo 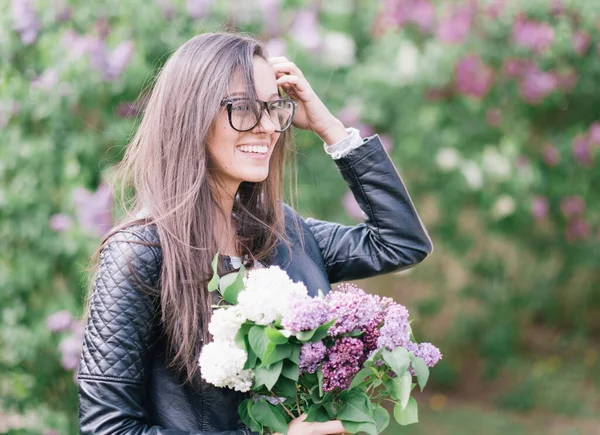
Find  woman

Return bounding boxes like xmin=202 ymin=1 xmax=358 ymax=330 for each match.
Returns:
xmin=78 ymin=32 xmax=433 ymax=434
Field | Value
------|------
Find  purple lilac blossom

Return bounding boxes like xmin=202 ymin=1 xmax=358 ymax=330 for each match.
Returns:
xmin=588 ymin=123 xmax=600 ymax=146
xmin=519 ymin=65 xmax=557 ymax=104
xmin=299 ymin=341 xmax=326 ymax=374
xmin=542 ymin=144 xmax=560 ymax=166
xmin=289 ymin=10 xmax=321 ymax=52
xmin=572 ymin=30 xmax=591 ymax=55
xmin=281 ymin=296 xmax=330 ymax=333
xmin=72 ymin=183 xmax=113 ymax=237
xmin=572 ymin=135 xmax=593 ymax=167
xmin=413 ymin=342 xmax=443 ymax=367
xmin=322 ymin=337 xmax=365 ymax=392
xmin=326 ymin=283 xmax=384 ymax=336
xmin=560 ymin=196 xmax=585 ymax=219
xmin=49 ymin=214 xmax=73 ymax=232
xmin=566 ymin=219 xmax=590 ymax=242
xmin=512 ymin=18 xmax=555 ymax=54
xmin=377 ymin=304 xmax=410 ymax=350
xmin=59 ymin=335 xmax=82 ymax=371
xmin=531 ymin=197 xmax=549 ymax=220
xmin=436 ymin=4 xmax=474 ymax=45
xmin=186 ymin=0 xmax=212 ymax=18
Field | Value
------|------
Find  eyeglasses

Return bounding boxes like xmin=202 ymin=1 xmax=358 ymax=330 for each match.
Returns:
xmin=220 ymin=98 xmax=297 ymax=132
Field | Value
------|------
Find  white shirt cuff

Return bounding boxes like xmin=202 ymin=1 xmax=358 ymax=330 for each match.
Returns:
xmin=323 ymin=127 xmax=365 ymax=160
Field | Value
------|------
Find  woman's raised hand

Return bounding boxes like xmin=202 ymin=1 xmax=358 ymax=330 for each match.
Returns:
xmin=268 ymin=57 xmax=348 ymax=145
xmin=273 ymin=413 xmax=348 ymax=435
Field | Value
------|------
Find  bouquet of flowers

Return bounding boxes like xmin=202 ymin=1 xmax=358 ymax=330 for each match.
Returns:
xmin=199 ymin=256 xmax=442 ymax=435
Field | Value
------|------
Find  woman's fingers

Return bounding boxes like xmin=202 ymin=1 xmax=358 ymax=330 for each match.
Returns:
xmin=270 ymin=60 xmax=305 ymax=78
xmin=314 ymin=420 xmax=346 ymax=434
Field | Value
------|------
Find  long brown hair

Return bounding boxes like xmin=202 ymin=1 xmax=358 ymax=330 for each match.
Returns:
xmin=87 ymin=32 xmax=297 ymax=381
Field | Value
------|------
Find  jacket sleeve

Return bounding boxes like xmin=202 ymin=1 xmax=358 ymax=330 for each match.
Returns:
xmin=304 ymin=134 xmax=433 ymax=284
xmin=78 ymin=228 xmax=251 ymax=435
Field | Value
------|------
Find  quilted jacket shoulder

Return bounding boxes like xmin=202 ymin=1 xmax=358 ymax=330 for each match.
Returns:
xmin=79 ymin=225 xmax=162 ymax=384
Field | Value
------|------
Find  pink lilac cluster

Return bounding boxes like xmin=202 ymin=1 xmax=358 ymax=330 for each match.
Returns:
xmin=321 ymin=337 xmax=365 ymax=392
xmin=325 ymin=283 xmax=384 ymax=336
xmin=406 ymin=342 xmax=443 ymax=375
xmin=299 ymin=341 xmax=327 ymax=374
xmin=377 ymin=304 xmax=411 ymax=350
xmin=282 ymin=296 xmax=330 ymax=333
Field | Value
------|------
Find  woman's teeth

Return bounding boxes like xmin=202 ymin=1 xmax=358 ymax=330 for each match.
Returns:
xmin=238 ymin=145 xmax=268 ymax=154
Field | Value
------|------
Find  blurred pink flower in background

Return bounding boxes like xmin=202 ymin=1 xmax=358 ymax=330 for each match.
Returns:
xmin=343 ymin=191 xmax=363 ymax=221
xmin=572 ymin=30 xmax=591 ymax=55
xmin=30 ymin=69 xmax=60 ymax=92
xmin=386 ymin=0 xmax=436 ymax=33
xmin=550 ymin=0 xmax=566 ymax=16
xmin=519 ymin=65 xmax=557 ymax=104
xmin=560 ymin=195 xmax=585 ymax=219
xmin=486 ymin=108 xmax=502 ymax=127
xmin=587 ymin=122 xmax=600 ymax=146
xmin=455 ymin=54 xmax=494 ymax=99
xmin=571 ymin=135 xmax=593 ymax=167
xmin=512 ymin=17 xmax=555 ymax=54
xmin=11 ymin=0 xmax=40 ymax=45
xmin=554 ymin=69 xmax=578 ymax=92
xmin=49 ymin=213 xmax=73 ymax=232
xmin=258 ymin=0 xmax=282 ymax=37
xmin=565 ymin=219 xmax=591 ymax=242
xmin=356 ymin=124 xmax=375 ymax=138
xmin=502 ymin=58 xmax=532 ymax=79
xmin=380 ymin=134 xmax=394 ymax=152
xmin=186 ymin=0 xmax=212 ymax=19
xmin=265 ymin=38 xmax=286 ymax=57
xmin=542 ymin=144 xmax=560 ymax=167
xmin=532 ymin=196 xmax=549 ymax=220
xmin=337 ymin=102 xmax=361 ymax=126
xmin=116 ymin=102 xmax=140 ymax=118
xmin=485 ymin=0 xmax=507 ymax=19
xmin=436 ymin=4 xmax=474 ymax=45
xmin=157 ymin=0 xmax=176 ymax=19
xmin=72 ymin=183 xmax=113 ymax=237
xmin=290 ymin=10 xmax=322 ymax=52
xmin=46 ymin=310 xmax=74 ymax=332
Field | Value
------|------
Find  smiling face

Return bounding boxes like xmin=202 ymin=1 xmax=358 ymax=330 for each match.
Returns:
xmin=208 ymin=56 xmax=282 ymax=194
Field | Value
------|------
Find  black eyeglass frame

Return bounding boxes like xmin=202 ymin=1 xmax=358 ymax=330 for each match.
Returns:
xmin=220 ymin=98 xmax=297 ymax=133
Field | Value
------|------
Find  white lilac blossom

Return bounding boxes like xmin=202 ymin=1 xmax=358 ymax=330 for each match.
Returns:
xmin=208 ymin=306 xmax=246 ymax=342
xmin=199 ymin=340 xmax=253 ymax=392
xmin=237 ymin=266 xmax=308 ymax=325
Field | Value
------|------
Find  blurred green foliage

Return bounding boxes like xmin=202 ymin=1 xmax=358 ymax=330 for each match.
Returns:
xmin=1 ymin=0 xmax=599 ymax=433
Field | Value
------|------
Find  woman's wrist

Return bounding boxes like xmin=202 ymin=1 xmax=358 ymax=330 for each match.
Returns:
xmin=316 ymin=118 xmax=348 ymax=145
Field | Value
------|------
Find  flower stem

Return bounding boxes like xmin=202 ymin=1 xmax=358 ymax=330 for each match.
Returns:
xmin=271 ymin=392 xmax=296 ymax=419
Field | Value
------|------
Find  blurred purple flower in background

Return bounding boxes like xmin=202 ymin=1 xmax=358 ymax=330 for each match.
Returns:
xmin=343 ymin=191 xmax=363 ymax=221
xmin=566 ymin=219 xmax=591 ymax=242
xmin=572 ymin=30 xmax=591 ymax=55
xmin=542 ymin=144 xmax=560 ymax=167
xmin=436 ymin=4 xmax=474 ymax=45
xmin=555 ymin=69 xmax=578 ymax=92
xmin=388 ymin=0 xmax=436 ymax=33
xmin=455 ymin=54 xmax=494 ymax=99
xmin=512 ymin=17 xmax=555 ymax=54
xmin=531 ymin=196 xmax=549 ymax=220
xmin=486 ymin=108 xmax=502 ymax=128
xmin=572 ymin=135 xmax=593 ymax=167
xmin=257 ymin=0 xmax=281 ymax=37
xmin=116 ymin=102 xmax=140 ymax=118
xmin=380 ymin=134 xmax=394 ymax=152
xmin=105 ymin=41 xmax=135 ymax=81
xmin=72 ymin=183 xmax=113 ymax=237
xmin=290 ymin=10 xmax=322 ymax=52
xmin=49 ymin=213 xmax=73 ymax=232
xmin=337 ymin=102 xmax=361 ymax=127
xmin=11 ymin=0 xmax=40 ymax=45
xmin=588 ymin=122 xmax=600 ymax=146
xmin=265 ymin=38 xmax=286 ymax=57
xmin=560 ymin=195 xmax=585 ymax=219
xmin=157 ymin=0 xmax=176 ymax=19
xmin=550 ymin=0 xmax=566 ymax=16
xmin=519 ymin=65 xmax=557 ymax=104
xmin=31 ymin=69 xmax=60 ymax=92
xmin=186 ymin=0 xmax=212 ymax=19
xmin=59 ymin=336 xmax=81 ymax=371
xmin=502 ymin=58 xmax=531 ymax=79
xmin=46 ymin=310 xmax=74 ymax=332
xmin=485 ymin=0 xmax=507 ymax=19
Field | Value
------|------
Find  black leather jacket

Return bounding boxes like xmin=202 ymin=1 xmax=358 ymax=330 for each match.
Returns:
xmin=77 ymin=135 xmax=433 ymax=434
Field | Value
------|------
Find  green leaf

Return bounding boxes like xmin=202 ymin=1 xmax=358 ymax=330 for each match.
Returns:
xmin=252 ymin=400 xmax=289 ymax=435
xmin=349 ymin=367 xmax=373 ymax=390
xmin=382 ymin=347 xmax=410 ymax=377
xmin=323 ymin=399 xmax=337 ymax=419
xmin=244 ymin=340 xmax=257 ymax=371
xmin=411 ymin=355 xmax=429 ymax=391
xmin=254 ymin=360 xmax=283 ymax=391
xmin=208 ymin=252 xmax=220 ymax=292
xmin=219 ymin=265 xmax=245 ymax=304
xmin=337 ymin=391 xmax=375 ymax=424
xmin=289 ymin=345 xmax=300 ymax=365
xmin=281 ymin=360 xmax=299 ymax=382
xmin=274 ymin=376 xmax=297 ymax=397
xmin=310 ymin=319 xmax=335 ymax=342
xmin=295 ymin=328 xmax=316 ymax=342
xmin=249 ymin=326 xmax=269 ymax=360
xmin=305 ymin=404 xmax=330 ymax=423
xmin=238 ymin=399 xmax=262 ymax=433
xmin=261 ymin=343 xmax=293 ymax=367
xmin=265 ymin=327 xmax=289 ymax=344
xmin=364 ymin=348 xmax=384 ymax=367
xmin=391 ymin=371 xmax=412 ymax=410
xmin=394 ymin=397 xmax=419 ymax=426
xmin=348 ymin=329 xmax=364 ymax=337
xmin=341 ymin=421 xmax=378 ymax=435
xmin=373 ymin=403 xmax=390 ymax=433
xmin=317 ymin=367 xmax=324 ymax=396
